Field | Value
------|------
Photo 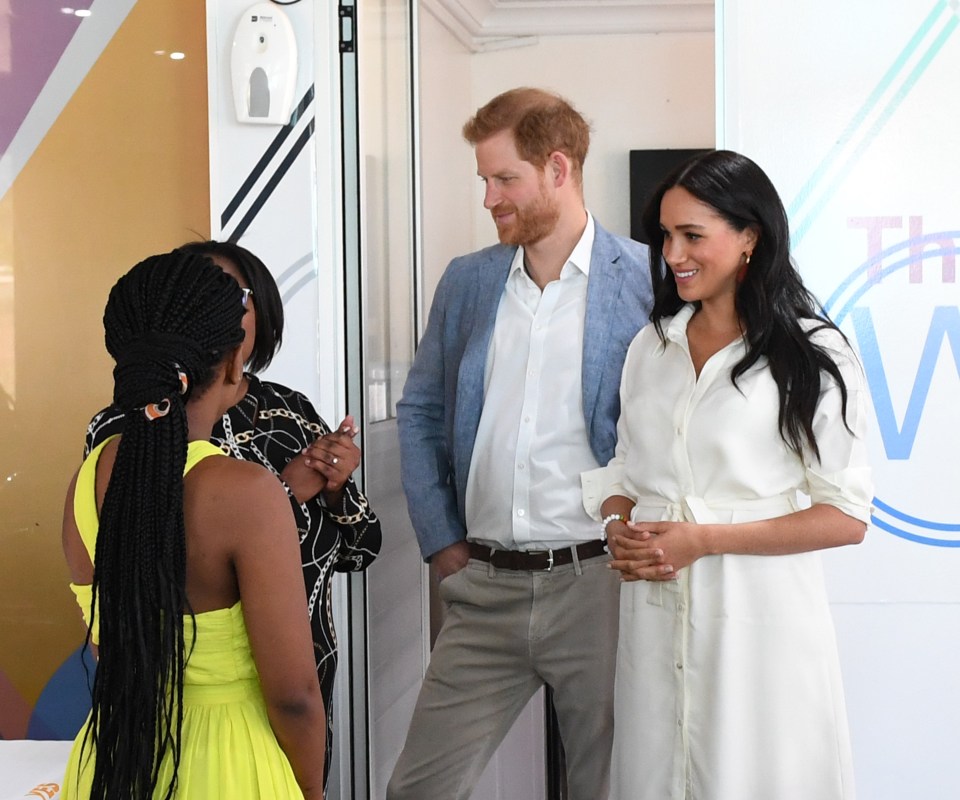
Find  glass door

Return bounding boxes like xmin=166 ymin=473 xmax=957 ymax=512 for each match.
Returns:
xmin=338 ymin=0 xmax=425 ymax=796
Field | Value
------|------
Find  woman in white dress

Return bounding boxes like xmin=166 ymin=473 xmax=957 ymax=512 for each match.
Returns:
xmin=585 ymin=150 xmax=872 ymax=800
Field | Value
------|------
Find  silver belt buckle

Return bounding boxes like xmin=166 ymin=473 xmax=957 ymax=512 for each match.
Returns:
xmin=546 ymin=548 xmax=554 ymax=572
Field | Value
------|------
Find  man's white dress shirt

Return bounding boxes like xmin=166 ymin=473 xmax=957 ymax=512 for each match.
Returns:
xmin=466 ymin=214 xmax=601 ymax=551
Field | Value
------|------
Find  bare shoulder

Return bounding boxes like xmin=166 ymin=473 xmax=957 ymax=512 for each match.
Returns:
xmin=186 ymin=457 xmax=294 ymax=540
xmin=190 ymin=454 xmax=279 ymax=486
xmin=61 ymin=468 xmax=90 ymax=585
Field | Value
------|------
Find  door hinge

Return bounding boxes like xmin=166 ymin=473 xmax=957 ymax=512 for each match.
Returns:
xmin=339 ymin=5 xmax=355 ymax=54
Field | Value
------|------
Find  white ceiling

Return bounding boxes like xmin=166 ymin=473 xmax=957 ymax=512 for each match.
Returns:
xmin=421 ymin=0 xmax=715 ymax=52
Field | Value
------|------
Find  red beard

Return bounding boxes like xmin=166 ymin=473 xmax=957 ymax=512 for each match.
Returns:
xmin=490 ymin=183 xmax=560 ymax=247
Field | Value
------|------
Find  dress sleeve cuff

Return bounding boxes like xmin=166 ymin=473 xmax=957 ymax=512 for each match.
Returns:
xmin=805 ymin=466 xmax=874 ymax=523
xmin=581 ymin=465 xmax=626 ymax=521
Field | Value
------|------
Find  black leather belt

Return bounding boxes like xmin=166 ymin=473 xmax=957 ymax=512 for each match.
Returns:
xmin=467 ymin=539 xmax=608 ymax=571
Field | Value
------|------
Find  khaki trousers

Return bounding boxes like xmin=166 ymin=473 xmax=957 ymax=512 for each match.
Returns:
xmin=386 ymin=552 xmax=619 ymax=800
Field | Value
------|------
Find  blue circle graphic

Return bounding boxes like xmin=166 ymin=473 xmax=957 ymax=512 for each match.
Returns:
xmin=825 ymin=233 xmax=960 ymax=547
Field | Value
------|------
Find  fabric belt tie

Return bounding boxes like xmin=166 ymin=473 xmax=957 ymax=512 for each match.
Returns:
xmin=467 ymin=539 xmax=607 ymax=571
xmin=632 ymin=493 xmax=799 ymax=524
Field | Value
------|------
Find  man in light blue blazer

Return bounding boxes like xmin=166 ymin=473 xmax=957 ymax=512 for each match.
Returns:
xmin=389 ymin=88 xmax=653 ymax=800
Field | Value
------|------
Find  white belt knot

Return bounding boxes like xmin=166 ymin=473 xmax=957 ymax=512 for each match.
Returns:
xmin=641 ymin=494 xmax=798 ymax=525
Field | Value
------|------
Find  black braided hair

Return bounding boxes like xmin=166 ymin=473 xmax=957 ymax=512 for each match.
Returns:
xmin=81 ymin=250 xmax=244 ymax=800
xmin=176 ymin=240 xmax=284 ymax=373
xmin=641 ymin=150 xmax=851 ymax=461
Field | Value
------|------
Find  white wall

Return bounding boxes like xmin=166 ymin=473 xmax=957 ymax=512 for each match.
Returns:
xmin=469 ymin=32 xmax=715 ymax=246
xmin=206 ymin=0 xmax=344 ymax=419
xmin=719 ymin=1 xmax=960 ymax=797
xmin=419 ymin=20 xmax=716 ymax=303
xmin=417 ymin=10 xmax=476 ymax=308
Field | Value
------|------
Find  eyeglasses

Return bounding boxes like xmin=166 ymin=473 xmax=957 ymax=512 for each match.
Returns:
xmin=241 ymin=287 xmax=254 ymax=309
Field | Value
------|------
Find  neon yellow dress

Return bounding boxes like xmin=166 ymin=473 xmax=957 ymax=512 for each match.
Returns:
xmin=61 ymin=439 xmax=305 ymax=799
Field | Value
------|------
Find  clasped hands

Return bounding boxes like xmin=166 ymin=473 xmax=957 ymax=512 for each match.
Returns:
xmin=280 ymin=415 xmax=362 ymax=506
xmin=607 ymin=520 xmax=706 ymax=582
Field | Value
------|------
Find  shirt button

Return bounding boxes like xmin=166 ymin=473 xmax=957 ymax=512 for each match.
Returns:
xmin=524 ymin=416 xmax=531 ymax=423
xmin=676 ymin=426 xmax=682 ymax=435
xmin=676 ymin=662 xmax=683 ymax=670
xmin=518 ymin=463 xmax=525 ymax=470
xmin=517 ymin=509 xmax=526 ymax=517
xmin=677 ymin=603 xmax=685 ymax=613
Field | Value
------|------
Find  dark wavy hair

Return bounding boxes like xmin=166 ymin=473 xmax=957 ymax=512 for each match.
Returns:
xmin=82 ymin=250 xmax=244 ymax=799
xmin=177 ymin=240 xmax=284 ymax=373
xmin=641 ymin=149 xmax=850 ymax=460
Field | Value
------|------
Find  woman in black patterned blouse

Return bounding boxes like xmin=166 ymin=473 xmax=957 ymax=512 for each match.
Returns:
xmin=85 ymin=240 xmax=382 ymax=789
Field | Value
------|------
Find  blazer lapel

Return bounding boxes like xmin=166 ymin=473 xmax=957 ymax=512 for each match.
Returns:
xmin=453 ymin=247 xmax=514 ymax=489
xmin=582 ymin=226 xmax=624 ymax=428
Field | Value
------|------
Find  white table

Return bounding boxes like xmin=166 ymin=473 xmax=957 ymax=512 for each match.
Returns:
xmin=0 ymin=740 xmax=72 ymax=799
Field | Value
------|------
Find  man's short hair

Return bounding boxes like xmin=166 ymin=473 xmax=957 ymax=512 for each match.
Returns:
xmin=462 ymin=87 xmax=591 ymax=184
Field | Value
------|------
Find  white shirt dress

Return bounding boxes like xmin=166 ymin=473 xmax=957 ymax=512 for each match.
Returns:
xmin=582 ymin=304 xmax=873 ymax=800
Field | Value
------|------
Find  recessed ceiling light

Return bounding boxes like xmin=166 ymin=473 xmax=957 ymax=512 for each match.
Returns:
xmin=169 ymin=52 xmax=186 ymax=61
xmin=74 ymin=8 xmax=92 ymax=17
xmin=60 ymin=7 xmax=75 ymax=13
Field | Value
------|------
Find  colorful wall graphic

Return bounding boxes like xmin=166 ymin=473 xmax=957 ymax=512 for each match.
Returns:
xmin=0 ymin=0 xmax=210 ymax=739
xmin=719 ymin=1 xmax=960 ymax=797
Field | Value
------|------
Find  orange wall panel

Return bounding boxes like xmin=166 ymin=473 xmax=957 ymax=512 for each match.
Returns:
xmin=0 ymin=0 xmax=210 ymax=738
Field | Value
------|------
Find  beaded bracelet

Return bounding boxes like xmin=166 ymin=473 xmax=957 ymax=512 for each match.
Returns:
xmin=601 ymin=513 xmax=626 ymax=539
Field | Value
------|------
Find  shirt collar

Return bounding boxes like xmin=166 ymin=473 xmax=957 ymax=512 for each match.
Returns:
xmin=664 ymin=304 xmax=748 ymax=362
xmin=665 ymin=303 xmax=697 ymax=345
xmin=567 ymin=211 xmax=595 ymax=277
xmin=508 ymin=211 xmax=596 ymax=281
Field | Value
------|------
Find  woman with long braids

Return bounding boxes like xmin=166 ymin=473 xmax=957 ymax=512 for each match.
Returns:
xmin=585 ymin=150 xmax=873 ymax=799
xmin=61 ymin=250 xmax=325 ymax=799
xmin=84 ymin=240 xmax=382 ymax=788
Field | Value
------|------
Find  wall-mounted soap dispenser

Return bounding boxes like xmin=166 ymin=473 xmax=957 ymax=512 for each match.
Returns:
xmin=230 ymin=3 xmax=298 ymax=125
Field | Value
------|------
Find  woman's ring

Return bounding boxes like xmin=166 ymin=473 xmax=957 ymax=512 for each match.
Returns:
xmin=332 ymin=457 xmax=339 ymax=465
